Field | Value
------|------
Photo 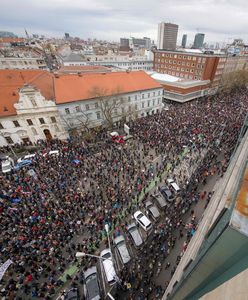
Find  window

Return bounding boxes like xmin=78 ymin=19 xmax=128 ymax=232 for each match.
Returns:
xmin=51 ymin=116 xmax=56 ymax=123
xmin=121 ymin=107 xmax=125 ymax=114
xmin=114 ymin=108 xmax=118 ymax=115
xmin=26 ymin=119 xmax=33 ymax=126
xmin=85 ymin=104 xmax=90 ymax=110
xmin=5 ymin=136 xmax=13 ymax=144
xmin=148 ymin=93 xmax=150 ymax=98
xmin=39 ymin=118 xmax=45 ymax=124
xmin=147 ymin=100 xmax=150 ymax=107
xmin=65 ymin=108 xmax=70 ymax=114
xmin=142 ymin=94 xmax=144 ymax=99
xmin=95 ymin=102 xmax=99 ymax=109
xmin=135 ymin=104 xmax=138 ymax=110
xmin=157 ymin=99 xmax=160 ymax=105
xmin=153 ymin=92 xmax=155 ymax=97
xmin=158 ymin=91 xmax=160 ymax=96
xmin=135 ymin=95 xmax=137 ymax=101
xmin=13 ymin=120 xmax=20 ymax=127
xmin=75 ymin=106 xmax=81 ymax=112
xmin=0 ymin=122 xmax=4 ymax=129
xmin=32 ymin=127 xmax=38 ymax=135
xmin=153 ymin=99 xmax=155 ymax=106
xmin=96 ymin=112 xmax=101 ymax=119
xmin=142 ymin=102 xmax=145 ymax=108
xmin=128 ymin=96 xmax=131 ymax=102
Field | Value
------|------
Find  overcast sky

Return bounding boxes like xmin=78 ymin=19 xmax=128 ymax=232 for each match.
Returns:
xmin=1 ymin=0 xmax=248 ymax=45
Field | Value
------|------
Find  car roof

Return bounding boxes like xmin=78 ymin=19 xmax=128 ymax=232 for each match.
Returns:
xmin=114 ymin=235 xmax=125 ymax=244
xmin=134 ymin=210 xmax=143 ymax=218
xmin=127 ymin=224 xmax=143 ymax=246
xmin=100 ymin=248 xmax=111 ymax=257
xmin=84 ymin=267 xmax=100 ymax=300
xmin=150 ymin=206 xmax=160 ymax=217
xmin=84 ymin=266 xmax=97 ymax=279
xmin=139 ymin=214 xmax=151 ymax=226
xmin=167 ymin=178 xmax=174 ymax=183
xmin=126 ymin=222 xmax=136 ymax=230
xmin=145 ymin=200 xmax=153 ymax=207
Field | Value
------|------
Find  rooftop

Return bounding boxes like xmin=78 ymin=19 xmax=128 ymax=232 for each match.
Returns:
xmin=54 ymin=70 xmax=162 ymax=104
xmin=0 ymin=70 xmax=54 ymax=117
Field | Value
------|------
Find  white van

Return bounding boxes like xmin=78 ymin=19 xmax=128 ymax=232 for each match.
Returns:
xmin=1 ymin=156 xmax=14 ymax=173
xmin=100 ymin=249 xmax=116 ymax=286
xmin=167 ymin=178 xmax=181 ymax=193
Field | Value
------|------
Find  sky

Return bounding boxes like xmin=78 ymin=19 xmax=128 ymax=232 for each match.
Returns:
xmin=0 ymin=0 xmax=248 ymax=45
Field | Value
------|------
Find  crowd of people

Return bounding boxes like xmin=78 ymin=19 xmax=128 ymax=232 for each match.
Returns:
xmin=0 ymin=87 xmax=247 ymax=299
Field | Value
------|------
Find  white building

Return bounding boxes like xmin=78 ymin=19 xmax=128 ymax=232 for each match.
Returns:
xmin=54 ymin=71 xmax=163 ymax=132
xmin=0 ymin=70 xmax=68 ymax=146
xmin=0 ymin=56 xmax=47 ymax=70
xmin=0 ymin=70 xmax=163 ymax=145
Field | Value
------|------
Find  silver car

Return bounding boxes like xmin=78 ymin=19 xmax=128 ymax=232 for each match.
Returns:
xmin=126 ymin=223 xmax=143 ymax=248
xmin=145 ymin=200 xmax=160 ymax=221
xmin=114 ymin=235 xmax=131 ymax=265
xmin=83 ymin=266 xmax=101 ymax=300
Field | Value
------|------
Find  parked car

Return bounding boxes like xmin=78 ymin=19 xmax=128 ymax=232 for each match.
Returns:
xmin=167 ymin=178 xmax=181 ymax=194
xmin=160 ymin=186 xmax=175 ymax=203
xmin=65 ymin=287 xmax=79 ymax=300
xmin=133 ymin=210 xmax=152 ymax=232
xmin=100 ymin=249 xmax=116 ymax=286
xmin=152 ymin=193 xmax=168 ymax=209
xmin=1 ymin=156 xmax=14 ymax=173
xmin=126 ymin=223 xmax=143 ymax=248
xmin=145 ymin=201 xmax=160 ymax=221
xmin=14 ymin=159 xmax=32 ymax=171
xmin=114 ymin=235 xmax=131 ymax=265
xmin=83 ymin=266 xmax=101 ymax=300
xmin=17 ymin=153 xmax=36 ymax=163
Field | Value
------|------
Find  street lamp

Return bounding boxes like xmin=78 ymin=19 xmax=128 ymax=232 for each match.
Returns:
xmin=75 ymin=252 xmax=112 ymax=261
xmin=105 ymin=224 xmax=112 ymax=255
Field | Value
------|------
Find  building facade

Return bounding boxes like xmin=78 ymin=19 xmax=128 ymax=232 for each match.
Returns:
xmin=0 ymin=85 xmax=68 ymax=146
xmin=157 ymin=22 xmax=178 ymax=50
xmin=54 ymin=71 xmax=164 ymax=133
xmin=0 ymin=56 xmax=47 ymax=70
xmin=153 ymin=49 xmax=221 ymax=82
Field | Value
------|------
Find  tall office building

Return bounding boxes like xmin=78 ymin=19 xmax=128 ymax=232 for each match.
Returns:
xmin=64 ymin=33 xmax=70 ymax=39
xmin=193 ymin=33 xmax=205 ymax=49
xmin=120 ymin=38 xmax=129 ymax=48
xmin=181 ymin=34 xmax=187 ymax=48
xmin=157 ymin=22 xmax=178 ymax=50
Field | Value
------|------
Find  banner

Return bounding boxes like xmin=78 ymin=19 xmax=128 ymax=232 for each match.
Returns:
xmin=0 ymin=259 xmax=13 ymax=281
xmin=124 ymin=124 xmax=130 ymax=135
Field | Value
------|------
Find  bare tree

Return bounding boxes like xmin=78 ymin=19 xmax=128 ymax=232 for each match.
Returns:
xmin=90 ymin=86 xmax=127 ymax=129
xmin=60 ymin=111 xmax=90 ymax=136
xmin=89 ymin=86 xmax=140 ymax=129
xmin=221 ymin=70 xmax=248 ymax=92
